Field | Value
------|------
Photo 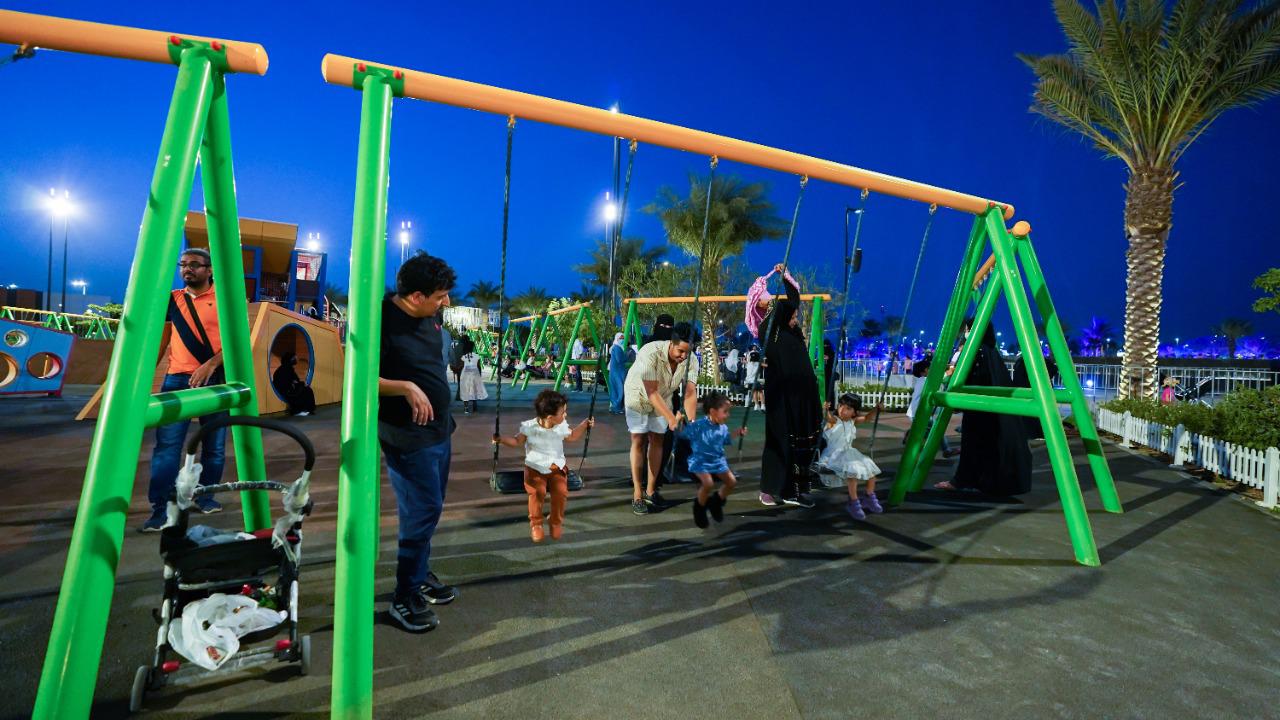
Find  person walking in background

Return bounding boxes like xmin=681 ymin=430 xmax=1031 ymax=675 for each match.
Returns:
xmin=458 ymin=337 xmax=487 ymax=414
xmin=607 ymin=332 xmax=630 ymax=414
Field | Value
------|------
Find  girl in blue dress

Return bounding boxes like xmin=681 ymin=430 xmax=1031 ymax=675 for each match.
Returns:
xmin=682 ymin=391 xmax=749 ymax=528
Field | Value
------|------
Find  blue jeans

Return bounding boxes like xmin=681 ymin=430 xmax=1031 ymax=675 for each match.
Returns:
xmin=384 ymin=438 xmax=451 ymax=597
xmin=607 ymin=365 xmax=625 ymax=412
xmin=147 ymin=373 xmax=228 ymax=512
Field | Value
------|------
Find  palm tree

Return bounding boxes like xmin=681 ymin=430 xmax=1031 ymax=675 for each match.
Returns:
xmin=573 ymin=237 xmax=666 ymax=302
xmin=1213 ymin=317 xmax=1254 ymax=359
xmin=646 ymin=174 xmax=789 ymax=380
xmin=465 ymin=280 xmax=502 ymax=310
xmin=1020 ymin=0 xmax=1280 ymax=396
xmin=1079 ymin=316 xmax=1113 ymax=357
xmin=510 ymin=286 xmax=551 ymax=317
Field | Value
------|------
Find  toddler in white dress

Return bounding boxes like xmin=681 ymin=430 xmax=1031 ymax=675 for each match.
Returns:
xmin=817 ymin=393 xmax=883 ymax=521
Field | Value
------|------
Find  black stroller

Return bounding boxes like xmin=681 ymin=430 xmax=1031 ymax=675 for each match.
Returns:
xmin=131 ymin=416 xmax=315 ymax=713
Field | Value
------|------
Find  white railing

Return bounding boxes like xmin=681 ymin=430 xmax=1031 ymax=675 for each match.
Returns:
xmin=1095 ymin=407 xmax=1279 ymax=509
xmin=693 ymin=382 xmax=911 ymax=411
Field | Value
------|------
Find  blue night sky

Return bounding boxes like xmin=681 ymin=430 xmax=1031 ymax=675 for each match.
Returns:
xmin=2 ymin=1 xmax=1277 ymax=343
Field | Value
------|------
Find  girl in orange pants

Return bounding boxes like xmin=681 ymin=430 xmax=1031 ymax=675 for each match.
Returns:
xmin=494 ymin=389 xmax=594 ymax=542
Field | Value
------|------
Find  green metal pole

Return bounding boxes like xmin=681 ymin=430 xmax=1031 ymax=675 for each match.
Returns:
xmin=332 ymin=74 xmax=394 ymax=720
xmin=890 ymin=215 xmax=986 ymax=505
xmin=984 ymin=211 xmax=1099 ymax=567
xmin=145 ymin=382 xmax=253 ymax=427
xmin=932 ymin=390 xmax=1042 ymax=416
xmin=809 ymin=296 xmax=825 ymax=405
xmin=33 ymin=50 xmax=216 ymax=720
xmin=553 ymin=308 xmax=587 ymax=392
xmin=623 ymin=300 xmax=639 ymax=349
xmin=1015 ymin=235 xmax=1122 ymax=513
xmin=199 ymin=71 xmax=271 ymax=530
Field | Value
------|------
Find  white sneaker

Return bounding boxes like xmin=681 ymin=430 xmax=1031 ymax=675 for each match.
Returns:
xmin=296 ymin=411 xmax=311 ymax=417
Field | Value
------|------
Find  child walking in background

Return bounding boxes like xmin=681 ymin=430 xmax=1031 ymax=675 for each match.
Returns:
xmin=493 ymin=390 xmax=594 ymax=543
xmin=818 ymin=393 xmax=883 ymax=521
xmin=458 ymin=341 xmax=487 ymax=414
xmin=682 ymin=391 xmax=748 ymax=528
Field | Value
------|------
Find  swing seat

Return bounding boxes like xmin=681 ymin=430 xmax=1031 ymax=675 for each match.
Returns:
xmin=489 ymin=470 xmax=584 ymax=494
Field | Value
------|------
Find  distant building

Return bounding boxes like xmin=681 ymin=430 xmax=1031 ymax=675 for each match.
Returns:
xmin=0 ymin=287 xmax=44 ymax=310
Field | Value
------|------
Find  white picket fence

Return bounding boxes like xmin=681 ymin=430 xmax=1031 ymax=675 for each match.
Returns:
xmin=1095 ymin=408 xmax=1279 ymax=509
xmin=693 ymin=383 xmax=912 ymax=410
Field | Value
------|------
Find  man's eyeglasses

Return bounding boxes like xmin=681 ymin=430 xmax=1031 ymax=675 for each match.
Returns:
xmin=177 ymin=262 xmax=210 ymax=269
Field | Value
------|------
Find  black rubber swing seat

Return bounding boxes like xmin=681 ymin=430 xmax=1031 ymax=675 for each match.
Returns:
xmin=490 ymin=470 xmax=584 ymax=494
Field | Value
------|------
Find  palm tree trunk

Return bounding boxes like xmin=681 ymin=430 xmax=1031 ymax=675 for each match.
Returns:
xmin=701 ymin=303 xmax=720 ymax=384
xmin=1122 ymin=164 xmax=1175 ymax=399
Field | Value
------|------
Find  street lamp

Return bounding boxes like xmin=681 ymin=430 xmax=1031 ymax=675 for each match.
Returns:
xmin=70 ymin=279 xmax=87 ymax=295
xmin=306 ymin=232 xmax=321 ymax=252
xmin=398 ymin=220 xmax=412 ymax=267
xmin=46 ymin=188 xmax=72 ymax=311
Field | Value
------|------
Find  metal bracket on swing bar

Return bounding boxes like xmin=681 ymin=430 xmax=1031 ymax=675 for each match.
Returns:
xmin=318 ymin=53 xmax=1014 ymax=220
xmin=345 ymin=60 xmax=407 ymax=97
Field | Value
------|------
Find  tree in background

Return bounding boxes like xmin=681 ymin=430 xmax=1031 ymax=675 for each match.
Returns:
xmin=646 ymin=174 xmax=788 ymax=382
xmin=1020 ymin=0 xmax=1280 ymax=396
xmin=1253 ymin=268 xmax=1280 ymax=315
xmin=1213 ymin=317 xmax=1254 ymax=360
xmin=510 ymin=286 xmax=552 ymax=318
xmin=465 ymin=280 xmax=502 ymax=310
xmin=573 ymin=236 xmax=666 ymax=305
xmin=1079 ymin=316 xmax=1113 ymax=357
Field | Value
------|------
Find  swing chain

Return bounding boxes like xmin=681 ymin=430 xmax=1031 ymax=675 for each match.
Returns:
xmin=507 ymin=114 xmax=515 ymax=129
xmin=860 ymin=187 xmax=869 ymax=201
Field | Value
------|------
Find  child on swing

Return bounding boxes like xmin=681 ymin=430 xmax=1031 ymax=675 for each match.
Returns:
xmin=493 ymin=389 xmax=594 ymax=543
xmin=818 ymin=393 xmax=884 ymax=521
xmin=683 ymin=391 xmax=748 ymax=528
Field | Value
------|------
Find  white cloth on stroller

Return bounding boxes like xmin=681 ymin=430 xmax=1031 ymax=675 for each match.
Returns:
xmin=167 ymin=593 xmax=285 ymax=670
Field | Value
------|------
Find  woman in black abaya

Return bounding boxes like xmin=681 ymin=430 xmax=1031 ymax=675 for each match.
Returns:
xmin=757 ymin=272 xmax=822 ymax=507
xmin=936 ymin=325 xmax=1031 ymax=495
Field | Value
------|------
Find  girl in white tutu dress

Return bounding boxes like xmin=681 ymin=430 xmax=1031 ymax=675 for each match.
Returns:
xmin=818 ymin=393 xmax=883 ymax=521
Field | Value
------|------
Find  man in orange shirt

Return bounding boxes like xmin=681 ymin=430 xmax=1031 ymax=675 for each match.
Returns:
xmin=140 ymin=248 xmax=228 ymax=531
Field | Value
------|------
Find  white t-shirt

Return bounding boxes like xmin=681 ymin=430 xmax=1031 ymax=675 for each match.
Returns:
xmin=571 ymin=339 xmax=586 ymax=360
xmin=520 ymin=418 xmax=571 ymax=474
xmin=726 ymin=349 xmax=739 ymax=372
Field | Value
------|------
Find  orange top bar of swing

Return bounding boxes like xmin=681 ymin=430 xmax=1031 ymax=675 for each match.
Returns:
xmin=320 ymin=54 xmax=1013 ymax=220
xmin=622 ymin=294 xmax=831 ymax=305
xmin=508 ymin=301 xmax=592 ymax=324
xmin=0 ymin=10 xmax=269 ymax=75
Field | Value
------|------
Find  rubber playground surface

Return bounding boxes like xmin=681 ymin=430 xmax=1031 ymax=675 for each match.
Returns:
xmin=2 ymin=383 xmax=1278 ymax=719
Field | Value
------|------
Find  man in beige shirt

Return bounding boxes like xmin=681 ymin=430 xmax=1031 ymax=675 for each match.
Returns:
xmin=623 ymin=324 xmax=699 ymax=515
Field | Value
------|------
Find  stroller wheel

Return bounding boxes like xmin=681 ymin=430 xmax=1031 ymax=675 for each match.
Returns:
xmin=299 ymin=635 xmax=312 ymax=676
xmin=130 ymin=665 xmax=151 ymax=713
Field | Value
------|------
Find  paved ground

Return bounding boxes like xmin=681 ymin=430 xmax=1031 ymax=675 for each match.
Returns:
xmin=2 ymin=383 xmax=1278 ymax=719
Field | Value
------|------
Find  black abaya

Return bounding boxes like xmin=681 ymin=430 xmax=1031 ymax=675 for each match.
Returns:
xmin=759 ymin=278 xmax=822 ymax=499
xmin=952 ymin=332 xmax=1031 ymax=495
xmin=1011 ymin=353 xmax=1060 ymax=440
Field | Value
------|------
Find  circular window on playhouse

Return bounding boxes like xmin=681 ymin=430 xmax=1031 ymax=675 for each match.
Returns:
xmin=3 ymin=329 xmax=28 ymax=348
xmin=267 ymin=323 xmax=315 ymax=403
xmin=0 ymin=352 xmax=18 ymax=388
xmin=26 ymin=352 xmax=63 ymax=380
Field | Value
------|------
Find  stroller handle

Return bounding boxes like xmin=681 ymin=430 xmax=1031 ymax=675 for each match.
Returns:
xmin=184 ymin=415 xmax=316 ymax=472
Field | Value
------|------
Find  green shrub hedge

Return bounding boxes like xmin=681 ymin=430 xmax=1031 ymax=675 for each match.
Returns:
xmin=1101 ymin=386 xmax=1280 ymax=450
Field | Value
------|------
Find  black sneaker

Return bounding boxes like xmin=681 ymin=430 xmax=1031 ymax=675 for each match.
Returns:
xmin=692 ymin=499 xmax=709 ymax=529
xmin=631 ymin=499 xmax=649 ymax=515
xmin=390 ymin=591 xmax=438 ymax=633
xmin=422 ymin=572 xmax=457 ymax=605
xmin=707 ymin=493 xmax=725 ymax=523
xmin=644 ymin=491 xmax=667 ymax=509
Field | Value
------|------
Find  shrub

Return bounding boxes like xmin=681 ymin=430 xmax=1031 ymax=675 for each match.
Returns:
xmin=1102 ymin=387 xmax=1280 ymax=450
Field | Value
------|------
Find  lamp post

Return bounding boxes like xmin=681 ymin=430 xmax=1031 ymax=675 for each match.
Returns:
xmin=71 ymin=279 xmax=87 ymax=295
xmin=398 ymin=220 xmax=411 ymax=268
xmin=607 ymin=103 xmax=621 ymax=318
xmin=46 ymin=189 xmax=71 ymax=311
xmin=306 ymin=232 xmax=321 ymax=252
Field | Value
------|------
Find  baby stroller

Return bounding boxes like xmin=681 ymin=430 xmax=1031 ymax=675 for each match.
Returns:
xmin=131 ymin=416 xmax=315 ymax=713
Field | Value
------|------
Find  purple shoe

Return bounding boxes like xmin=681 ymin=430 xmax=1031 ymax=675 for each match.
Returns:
xmin=759 ymin=492 xmax=779 ymax=507
xmin=846 ymin=499 xmax=866 ymax=521
xmin=860 ymin=493 xmax=883 ymax=514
